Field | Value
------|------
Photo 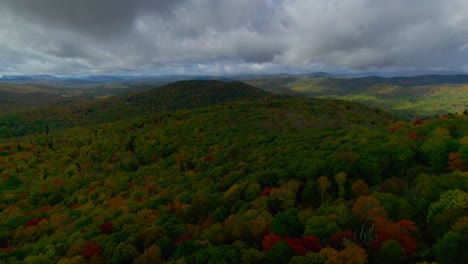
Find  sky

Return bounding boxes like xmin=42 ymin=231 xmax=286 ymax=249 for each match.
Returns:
xmin=1 ymin=0 xmax=468 ymax=76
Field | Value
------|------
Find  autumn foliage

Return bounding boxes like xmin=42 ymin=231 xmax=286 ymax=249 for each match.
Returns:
xmin=82 ymin=241 xmax=102 ymax=260
xmin=352 ymin=195 xmax=387 ymax=222
xmin=0 ymin=93 xmax=466 ymax=263
xmin=448 ymin=152 xmax=466 ymax=172
xmin=260 ymin=187 xmax=275 ymax=197
xmin=328 ymin=230 xmax=355 ymax=249
xmin=262 ymin=233 xmax=321 ymax=254
xmin=406 ymin=132 xmax=419 ymax=140
xmin=26 ymin=218 xmax=46 ymax=228
xmin=352 ymin=180 xmax=368 ymax=197
xmin=99 ymin=222 xmax=113 ymax=235
xmin=175 ymin=236 xmax=191 ymax=245
xmin=413 ymin=119 xmax=423 ymax=125
xmin=371 ymin=217 xmax=417 ymax=255
xmin=262 ymin=233 xmax=283 ymax=250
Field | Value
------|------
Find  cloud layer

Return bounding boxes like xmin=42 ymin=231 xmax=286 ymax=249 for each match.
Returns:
xmin=1 ymin=0 xmax=468 ymax=75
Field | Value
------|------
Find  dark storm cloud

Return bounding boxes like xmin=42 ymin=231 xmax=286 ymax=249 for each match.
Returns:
xmin=1 ymin=0 xmax=468 ymax=75
xmin=3 ymin=0 xmax=136 ymax=39
xmin=2 ymin=0 xmax=187 ymax=39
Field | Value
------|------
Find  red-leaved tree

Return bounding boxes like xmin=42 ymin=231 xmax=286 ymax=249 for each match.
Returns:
xmin=82 ymin=241 xmax=102 ymax=260
xmin=99 ymin=222 xmax=113 ymax=235
xmin=370 ymin=217 xmax=417 ymax=255
xmin=329 ymin=230 xmax=355 ymax=249
xmin=262 ymin=233 xmax=282 ymax=250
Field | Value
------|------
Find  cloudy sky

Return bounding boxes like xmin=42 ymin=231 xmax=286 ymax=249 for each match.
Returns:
xmin=1 ymin=0 xmax=468 ymax=76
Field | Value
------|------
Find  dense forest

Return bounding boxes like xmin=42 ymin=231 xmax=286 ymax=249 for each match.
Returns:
xmin=0 ymin=81 xmax=467 ymax=263
xmin=0 ymin=80 xmax=271 ymax=139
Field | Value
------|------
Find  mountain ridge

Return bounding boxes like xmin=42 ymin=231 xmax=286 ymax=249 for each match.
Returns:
xmin=3 ymin=72 xmax=468 ymax=83
xmin=0 ymin=80 xmax=273 ymax=138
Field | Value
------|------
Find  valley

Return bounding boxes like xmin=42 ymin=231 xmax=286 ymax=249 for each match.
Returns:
xmin=245 ymin=74 xmax=468 ymax=118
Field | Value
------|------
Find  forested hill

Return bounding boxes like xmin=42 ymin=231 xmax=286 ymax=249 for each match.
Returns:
xmin=0 ymin=80 xmax=272 ymax=138
xmin=141 ymin=80 xmax=272 ymax=108
xmin=0 ymin=95 xmax=467 ymax=263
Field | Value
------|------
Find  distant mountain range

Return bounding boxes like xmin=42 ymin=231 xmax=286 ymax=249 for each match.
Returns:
xmin=0 ymin=74 xmax=61 ymax=81
xmin=329 ymin=74 xmax=468 ymax=87
xmin=2 ymin=71 xmax=468 ymax=83
xmin=2 ymin=73 xmax=468 ymax=117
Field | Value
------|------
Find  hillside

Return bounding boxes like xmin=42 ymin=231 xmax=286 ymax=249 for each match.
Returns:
xmin=0 ymin=94 xmax=467 ymax=263
xmin=0 ymin=84 xmax=65 ymax=114
xmin=0 ymin=75 xmax=254 ymax=113
xmin=246 ymin=75 xmax=468 ymax=117
xmin=0 ymin=77 xmax=176 ymax=114
xmin=0 ymin=80 xmax=272 ymax=138
xmin=124 ymin=80 xmax=271 ymax=111
xmin=4 ymin=74 xmax=468 ymax=118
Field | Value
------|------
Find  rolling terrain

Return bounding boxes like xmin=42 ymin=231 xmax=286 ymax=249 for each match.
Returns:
xmin=0 ymin=80 xmax=466 ymax=263
xmin=0 ymin=76 xmax=174 ymax=114
xmin=246 ymin=74 xmax=468 ymax=117
xmin=0 ymin=80 xmax=271 ymax=138
xmin=0 ymin=84 xmax=65 ymax=114
xmin=2 ymin=73 xmax=468 ymax=118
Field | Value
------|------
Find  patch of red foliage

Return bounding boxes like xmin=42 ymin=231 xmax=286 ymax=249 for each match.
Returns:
xmin=370 ymin=217 xmax=417 ymax=255
xmin=406 ymin=132 xmax=419 ymax=141
xmin=204 ymin=154 xmax=214 ymax=162
xmin=298 ymin=235 xmax=322 ymax=253
xmin=285 ymin=237 xmax=308 ymax=254
xmin=260 ymin=187 xmax=274 ymax=197
xmin=413 ymin=119 xmax=423 ymax=125
xmin=262 ymin=233 xmax=321 ymax=254
xmin=81 ymin=241 xmax=102 ymax=260
xmin=99 ymin=222 xmax=113 ymax=235
xmin=284 ymin=236 xmax=322 ymax=255
xmin=262 ymin=233 xmax=282 ymax=250
xmin=389 ymin=124 xmax=403 ymax=133
xmin=26 ymin=218 xmax=46 ymax=227
xmin=329 ymin=230 xmax=355 ymax=249
xmin=87 ymin=186 xmax=96 ymax=193
xmin=52 ymin=178 xmax=64 ymax=185
xmin=175 ymin=236 xmax=191 ymax=245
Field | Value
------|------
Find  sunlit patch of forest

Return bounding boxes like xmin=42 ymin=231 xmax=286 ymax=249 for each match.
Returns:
xmin=248 ymin=76 xmax=468 ymax=118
